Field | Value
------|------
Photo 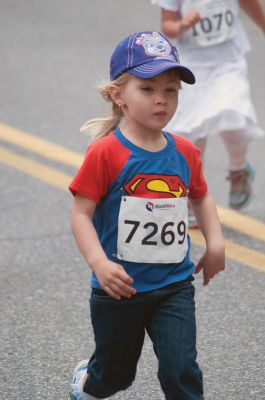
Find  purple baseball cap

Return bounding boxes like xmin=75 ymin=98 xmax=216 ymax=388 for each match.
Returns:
xmin=110 ymin=31 xmax=195 ymax=84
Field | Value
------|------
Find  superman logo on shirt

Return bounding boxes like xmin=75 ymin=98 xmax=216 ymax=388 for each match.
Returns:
xmin=124 ymin=174 xmax=187 ymax=199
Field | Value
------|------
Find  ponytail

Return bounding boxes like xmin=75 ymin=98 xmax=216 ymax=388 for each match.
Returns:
xmin=80 ymin=73 xmax=131 ymax=141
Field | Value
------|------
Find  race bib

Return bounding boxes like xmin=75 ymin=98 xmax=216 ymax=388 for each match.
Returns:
xmin=185 ymin=0 xmax=236 ymax=47
xmin=117 ymin=196 xmax=188 ymax=263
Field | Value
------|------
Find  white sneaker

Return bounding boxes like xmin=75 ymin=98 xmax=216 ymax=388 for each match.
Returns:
xmin=70 ymin=359 xmax=98 ymax=400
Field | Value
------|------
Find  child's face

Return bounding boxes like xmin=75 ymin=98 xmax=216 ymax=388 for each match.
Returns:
xmin=119 ymin=70 xmax=180 ymax=135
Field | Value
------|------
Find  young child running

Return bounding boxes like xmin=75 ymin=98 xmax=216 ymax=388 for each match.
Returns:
xmin=69 ymin=31 xmax=225 ymax=400
xmin=151 ymin=0 xmax=265 ymax=226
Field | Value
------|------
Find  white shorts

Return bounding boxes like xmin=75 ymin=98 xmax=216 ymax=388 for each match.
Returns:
xmin=166 ymin=57 xmax=264 ymax=142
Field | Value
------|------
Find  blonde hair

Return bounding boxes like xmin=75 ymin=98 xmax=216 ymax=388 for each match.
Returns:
xmin=80 ymin=73 xmax=131 ymax=141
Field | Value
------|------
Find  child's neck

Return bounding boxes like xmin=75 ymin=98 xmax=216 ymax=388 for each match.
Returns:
xmin=121 ymin=127 xmax=167 ymax=152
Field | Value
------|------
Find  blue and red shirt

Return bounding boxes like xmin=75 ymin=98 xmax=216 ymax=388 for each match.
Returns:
xmin=69 ymin=129 xmax=207 ymax=292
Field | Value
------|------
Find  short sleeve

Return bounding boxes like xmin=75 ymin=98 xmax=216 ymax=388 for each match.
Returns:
xmin=188 ymin=146 xmax=208 ymax=200
xmin=69 ymin=143 xmax=110 ymax=204
xmin=69 ymin=133 xmax=132 ymax=204
xmin=151 ymin=0 xmax=180 ymax=12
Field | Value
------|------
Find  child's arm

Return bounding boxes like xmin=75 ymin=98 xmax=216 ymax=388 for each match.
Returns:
xmin=71 ymin=193 xmax=136 ymax=299
xmin=160 ymin=8 xmax=201 ymax=38
xmin=190 ymin=193 xmax=225 ymax=286
xmin=239 ymin=0 xmax=265 ymax=33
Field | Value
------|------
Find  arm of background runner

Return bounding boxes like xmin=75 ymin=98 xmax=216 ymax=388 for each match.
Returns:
xmin=239 ymin=0 xmax=265 ymax=33
xmin=158 ymin=8 xmax=201 ymax=38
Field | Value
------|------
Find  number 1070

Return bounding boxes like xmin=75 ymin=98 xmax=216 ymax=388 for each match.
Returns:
xmin=192 ymin=10 xmax=234 ymax=36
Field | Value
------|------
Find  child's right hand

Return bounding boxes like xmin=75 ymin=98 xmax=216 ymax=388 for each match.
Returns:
xmin=181 ymin=10 xmax=201 ymax=31
xmin=93 ymin=259 xmax=136 ymax=300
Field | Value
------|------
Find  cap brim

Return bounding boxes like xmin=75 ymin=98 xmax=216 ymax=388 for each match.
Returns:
xmin=128 ymin=59 xmax=195 ymax=84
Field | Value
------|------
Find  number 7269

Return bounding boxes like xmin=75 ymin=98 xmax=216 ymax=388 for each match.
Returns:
xmin=123 ymin=219 xmax=186 ymax=246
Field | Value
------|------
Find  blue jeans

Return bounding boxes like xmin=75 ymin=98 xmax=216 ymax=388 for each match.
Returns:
xmin=84 ymin=279 xmax=204 ymax=399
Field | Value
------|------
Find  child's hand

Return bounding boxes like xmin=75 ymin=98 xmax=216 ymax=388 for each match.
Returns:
xmin=93 ymin=259 xmax=136 ymax=300
xmin=181 ymin=10 xmax=202 ymax=31
xmin=194 ymin=245 xmax=225 ymax=286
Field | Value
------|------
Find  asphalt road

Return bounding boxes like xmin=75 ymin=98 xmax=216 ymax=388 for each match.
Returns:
xmin=0 ymin=1 xmax=265 ymax=399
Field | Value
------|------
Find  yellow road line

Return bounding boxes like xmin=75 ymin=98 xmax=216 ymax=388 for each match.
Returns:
xmin=0 ymin=147 xmax=72 ymax=190
xmin=0 ymin=122 xmax=83 ymax=168
xmin=217 ymin=206 xmax=265 ymax=243
xmin=189 ymin=229 xmax=265 ymax=273
xmin=1 ymin=122 xmax=265 ymax=244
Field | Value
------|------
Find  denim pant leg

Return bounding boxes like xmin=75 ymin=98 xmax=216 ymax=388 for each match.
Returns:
xmin=83 ymin=290 xmax=147 ymax=398
xmin=146 ymin=281 xmax=204 ymax=400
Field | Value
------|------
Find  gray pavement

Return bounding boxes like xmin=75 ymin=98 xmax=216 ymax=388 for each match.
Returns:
xmin=0 ymin=1 xmax=265 ymax=399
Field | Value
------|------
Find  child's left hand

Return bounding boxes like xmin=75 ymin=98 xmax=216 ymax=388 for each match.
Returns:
xmin=194 ymin=246 xmax=225 ymax=286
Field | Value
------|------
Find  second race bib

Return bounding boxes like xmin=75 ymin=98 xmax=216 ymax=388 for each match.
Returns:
xmin=185 ymin=0 xmax=236 ymax=47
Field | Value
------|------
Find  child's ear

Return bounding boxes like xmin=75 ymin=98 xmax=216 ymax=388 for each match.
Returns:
xmin=108 ymin=84 xmax=123 ymax=107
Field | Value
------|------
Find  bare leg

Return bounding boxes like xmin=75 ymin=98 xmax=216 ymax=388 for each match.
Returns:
xmin=220 ymin=130 xmax=249 ymax=171
xmin=220 ymin=130 xmax=254 ymax=209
